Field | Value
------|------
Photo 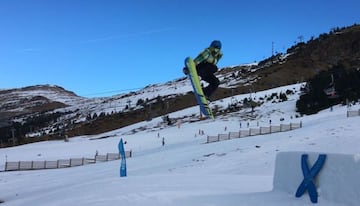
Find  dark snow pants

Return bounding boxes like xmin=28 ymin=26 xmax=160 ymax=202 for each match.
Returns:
xmin=196 ymin=62 xmax=220 ymax=98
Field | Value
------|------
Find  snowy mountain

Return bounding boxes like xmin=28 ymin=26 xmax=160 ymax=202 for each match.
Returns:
xmin=1 ymin=83 xmax=360 ymax=205
xmin=1 ymin=24 xmax=360 ymax=147
xmin=0 ymin=62 xmax=263 ymax=145
xmin=0 ymin=85 xmax=83 ymax=127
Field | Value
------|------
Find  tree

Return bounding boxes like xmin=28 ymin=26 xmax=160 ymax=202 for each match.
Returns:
xmin=296 ymin=65 xmax=360 ymax=115
xmin=298 ymin=35 xmax=304 ymax=43
xmin=136 ymin=98 xmax=144 ymax=106
xmin=279 ymin=92 xmax=288 ymax=102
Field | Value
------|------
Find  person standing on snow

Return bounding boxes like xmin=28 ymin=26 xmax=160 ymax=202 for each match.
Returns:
xmin=183 ymin=40 xmax=223 ymax=100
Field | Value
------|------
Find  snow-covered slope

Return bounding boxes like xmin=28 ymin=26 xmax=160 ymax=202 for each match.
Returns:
xmin=1 ymin=84 xmax=360 ymax=206
xmin=0 ymin=63 xmax=258 ymax=137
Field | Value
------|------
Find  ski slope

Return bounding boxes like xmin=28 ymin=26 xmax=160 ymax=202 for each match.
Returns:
xmin=1 ymin=84 xmax=360 ymax=206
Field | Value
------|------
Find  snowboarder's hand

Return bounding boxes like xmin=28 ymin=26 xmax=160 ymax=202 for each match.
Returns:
xmin=183 ymin=67 xmax=189 ymax=75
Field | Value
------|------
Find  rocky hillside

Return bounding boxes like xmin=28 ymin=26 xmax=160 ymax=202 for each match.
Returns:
xmin=1 ymin=24 xmax=359 ymax=147
xmin=0 ymin=85 xmax=83 ymax=126
xmin=224 ymin=24 xmax=360 ymax=94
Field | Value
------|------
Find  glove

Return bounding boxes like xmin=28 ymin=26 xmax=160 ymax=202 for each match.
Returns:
xmin=183 ymin=67 xmax=189 ymax=75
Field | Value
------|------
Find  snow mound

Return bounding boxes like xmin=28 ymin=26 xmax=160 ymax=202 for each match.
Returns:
xmin=273 ymin=152 xmax=360 ymax=205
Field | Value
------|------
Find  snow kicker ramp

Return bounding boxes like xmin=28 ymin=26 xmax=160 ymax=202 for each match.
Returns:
xmin=273 ymin=151 xmax=360 ymax=205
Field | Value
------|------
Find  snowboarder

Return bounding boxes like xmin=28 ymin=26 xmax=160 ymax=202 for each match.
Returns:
xmin=183 ymin=40 xmax=223 ymax=100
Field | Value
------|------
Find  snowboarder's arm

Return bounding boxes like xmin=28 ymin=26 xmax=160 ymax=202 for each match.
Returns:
xmin=217 ymin=51 xmax=223 ymax=61
xmin=194 ymin=49 xmax=211 ymax=65
xmin=194 ymin=48 xmax=223 ymax=65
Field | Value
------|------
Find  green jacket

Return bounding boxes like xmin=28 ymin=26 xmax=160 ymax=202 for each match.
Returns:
xmin=194 ymin=47 xmax=223 ymax=65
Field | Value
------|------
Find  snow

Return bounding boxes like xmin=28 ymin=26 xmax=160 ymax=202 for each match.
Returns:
xmin=274 ymin=152 xmax=360 ymax=205
xmin=13 ymin=87 xmax=83 ymax=106
xmin=1 ymin=83 xmax=360 ymax=206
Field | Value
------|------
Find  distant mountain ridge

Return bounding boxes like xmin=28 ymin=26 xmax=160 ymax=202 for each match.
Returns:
xmin=0 ymin=84 xmax=83 ymax=113
xmin=1 ymin=24 xmax=359 ymax=147
xmin=0 ymin=85 xmax=84 ymax=129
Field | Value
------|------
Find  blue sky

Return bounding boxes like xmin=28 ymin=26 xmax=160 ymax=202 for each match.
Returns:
xmin=1 ymin=0 xmax=359 ymax=97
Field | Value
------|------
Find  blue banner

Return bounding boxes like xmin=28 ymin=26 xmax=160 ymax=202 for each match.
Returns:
xmin=118 ymin=138 xmax=127 ymax=177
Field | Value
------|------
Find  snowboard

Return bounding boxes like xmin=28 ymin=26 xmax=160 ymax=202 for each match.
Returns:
xmin=184 ymin=57 xmax=214 ymax=119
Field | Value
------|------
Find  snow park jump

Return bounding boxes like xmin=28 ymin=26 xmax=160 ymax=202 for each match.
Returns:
xmin=273 ymin=152 xmax=360 ymax=205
